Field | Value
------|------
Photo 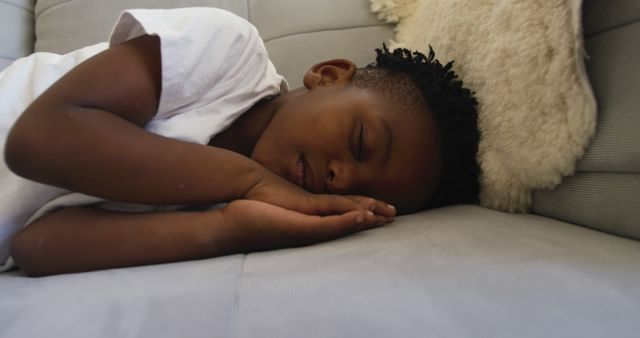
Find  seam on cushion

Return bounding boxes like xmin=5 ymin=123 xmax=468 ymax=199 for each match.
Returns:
xmin=585 ymin=18 xmax=640 ymax=38
xmin=0 ymin=0 xmax=33 ymax=13
xmin=230 ymin=253 xmax=247 ymax=338
xmin=575 ymin=169 xmax=640 ymax=175
xmin=35 ymin=0 xmax=80 ymax=22
xmin=263 ymin=23 xmax=392 ymax=43
xmin=246 ymin=0 xmax=251 ymax=22
xmin=0 ymin=56 xmax=21 ymax=63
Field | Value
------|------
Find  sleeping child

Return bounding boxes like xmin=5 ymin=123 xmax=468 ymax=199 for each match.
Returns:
xmin=0 ymin=8 xmax=479 ymax=276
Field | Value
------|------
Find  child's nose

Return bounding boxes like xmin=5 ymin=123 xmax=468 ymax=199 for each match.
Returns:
xmin=325 ymin=160 xmax=354 ymax=194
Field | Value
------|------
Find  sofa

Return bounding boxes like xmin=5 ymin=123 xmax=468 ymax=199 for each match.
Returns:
xmin=0 ymin=0 xmax=638 ymax=337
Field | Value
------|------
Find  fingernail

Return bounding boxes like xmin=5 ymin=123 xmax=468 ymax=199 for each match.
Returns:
xmin=369 ymin=204 xmax=376 ymax=211
xmin=387 ymin=204 xmax=395 ymax=210
xmin=356 ymin=215 xmax=364 ymax=223
xmin=366 ymin=210 xmax=374 ymax=216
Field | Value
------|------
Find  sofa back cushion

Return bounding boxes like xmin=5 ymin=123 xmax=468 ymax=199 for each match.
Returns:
xmin=531 ymin=0 xmax=640 ymax=240
xmin=32 ymin=0 xmax=393 ymax=88
xmin=34 ymin=0 xmax=248 ymax=53
xmin=0 ymin=0 xmax=34 ymax=70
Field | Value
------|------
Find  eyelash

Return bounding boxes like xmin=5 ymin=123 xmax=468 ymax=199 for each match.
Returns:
xmin=357 ymin=122 xmax=364 ymax=161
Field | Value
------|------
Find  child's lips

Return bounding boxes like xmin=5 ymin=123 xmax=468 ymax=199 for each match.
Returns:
xmin=295 ymin=155 xmax=305 ymax=189
xmin=294 ymin=154 xmax=317 ymax=192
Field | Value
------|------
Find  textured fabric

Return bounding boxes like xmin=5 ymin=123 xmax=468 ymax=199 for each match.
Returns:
xmin=582 ymin=0 xmax=640 ymax=35
xmin=2 ymin=206 xmax=639 ymax=338
xmin=236 ymin=206 xmax=640 ymax=338
xmin=532 ymin=0 xmax=640 ymax=238
xmin=34 ymin=0 xmax=249 ymax=54
xmin=575 ymin=20 xmax=640 ymax=173
xmin=249 ymin=0 xmax=384 ymax=41
xmin=533 ymin=172 xmax=640 ymax=240
xmin=370 ymin=0 xmax=597 ymax=212
xmin=0 ymin=0 xmax=34 ymax=71
xmin=0 ymin=255 xmax=243 ymax=338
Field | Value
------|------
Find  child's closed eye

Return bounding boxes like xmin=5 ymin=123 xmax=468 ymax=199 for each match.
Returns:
xmin=357 ymin=122 xmax=365 ymax=161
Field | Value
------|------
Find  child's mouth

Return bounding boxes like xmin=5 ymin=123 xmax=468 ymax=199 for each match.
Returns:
xmin=295 ymin=154 xmax=307 ymax=190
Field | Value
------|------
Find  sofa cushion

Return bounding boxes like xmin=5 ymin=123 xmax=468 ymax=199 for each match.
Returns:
xmin=1 ymin=205 xmax=639 ymax=337
xmin=34 ymin=0 xmax=249 ymax=54
xmin=533 ymin=172 xmax=640 ymax=239
xmin=0 ymin=0 xmax=34 ymax=71
xmin=32 ymin=0 xmax=394 ymax=89
xmin=531 ymin=0 xmax=640 ymax=240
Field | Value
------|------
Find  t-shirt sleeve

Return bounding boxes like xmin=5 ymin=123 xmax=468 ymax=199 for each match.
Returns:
xmin=108 ymin=8 xmax=284 ymax=128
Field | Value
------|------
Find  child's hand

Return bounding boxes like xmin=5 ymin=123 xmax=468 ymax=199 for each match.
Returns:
xmin=220 ymin=199 xmax=388 ymax=251
xmin=243 ymin=173 xmax=396 ymax=223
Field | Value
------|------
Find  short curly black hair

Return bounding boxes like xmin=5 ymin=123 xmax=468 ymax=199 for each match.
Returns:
xmin=353 ymin=44 xmax=480 ymax=208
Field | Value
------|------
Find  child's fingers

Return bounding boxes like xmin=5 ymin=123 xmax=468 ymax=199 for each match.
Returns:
xmin=304 ymin=194 xmax=367 ymax=216
xmin=286 ymin=211 xmax=371 ymax=246
xmin=253 ymin=207 xmax=367 ymax=248
xmin=349 ymin=196 xmax=396 ymax=218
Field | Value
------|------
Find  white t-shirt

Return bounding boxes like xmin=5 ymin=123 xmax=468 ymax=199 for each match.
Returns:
xmin=0 ymin=8 xmax=287 ymax=271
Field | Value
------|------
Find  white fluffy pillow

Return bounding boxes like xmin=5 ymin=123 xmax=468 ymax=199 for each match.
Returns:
xmin=370 ymin=0 xmax=597 ymax=212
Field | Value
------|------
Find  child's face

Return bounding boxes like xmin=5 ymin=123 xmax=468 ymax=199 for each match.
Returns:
xmin=251 ymin=82 xmax=441 ymax=214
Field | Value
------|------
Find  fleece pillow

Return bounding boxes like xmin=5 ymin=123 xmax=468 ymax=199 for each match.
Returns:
xmin=370 ymin=0 xmax=597 ymax=212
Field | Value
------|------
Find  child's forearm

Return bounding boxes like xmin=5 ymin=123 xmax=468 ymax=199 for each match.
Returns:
xmin=7 ymin=103 xmax=268 ymax=205
xmin=10 ymin=207 xmax=234 ymax=277
xmin=11 ymin=199 xmax=380 ymax=277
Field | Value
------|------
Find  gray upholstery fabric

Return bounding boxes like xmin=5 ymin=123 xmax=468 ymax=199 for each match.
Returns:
xmin=533 ymin=172 xmax=640 ymax=239
xmin=34 ymin=0 xmax=249 ymax=54
xmin=32 ymin=0 xmax=393 ymax=89
xmin=582 ymin=0 xmax=640 ymax=36
xmin=0 ymin=255 xmax=242 ymax=337
xmin=249 ymin=0 xmax=385 ymax=41
xmin=0 ymin=0 xmax=34 ymax=71
xmin=1 ymin=206 xmax=639 ymax=338
xmin=531 ymin=0 xmax=640 ymax=239
xmin=576 ymin=20 xmax=640 ymax=173
xmin=235 ymin=206 xmax=640 ymax=338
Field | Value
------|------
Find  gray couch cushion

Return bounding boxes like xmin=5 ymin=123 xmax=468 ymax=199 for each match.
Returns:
xmin=34 ymin=0 xmax=249 ymax=54
xmin=2 ymin=205 xmax=639 ymax=338
xmin=575 ymin=20 xmax=640 ymax=173
xmin=234 ymin=206 xmax=640 ymax=338
xmin=582 ymin=0 xmax=640 ymax=36
xmin=532 ymin=0 xmax=640 ymax=239
xmin=533 ymin=172 xmax=640 ymax=239
xmin=0 ymin=255 xmax=243 ymax=337
xmin=0 ymin=0 xmax=34 ymax=71
xmin=32 ymin=0 xmax=393 ymax=89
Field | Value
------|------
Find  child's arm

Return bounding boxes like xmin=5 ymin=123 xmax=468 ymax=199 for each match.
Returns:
xmin=4 ymin=35 xmax=394 ymax=218
xmin=5 ymin=35 xmax=265 ymax=205
xmin=11 ymin=200 xmax=376 ymax=277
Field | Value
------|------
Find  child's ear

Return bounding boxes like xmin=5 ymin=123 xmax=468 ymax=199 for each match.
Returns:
xmin=303 ymin=59 xmax=356 ymax=89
